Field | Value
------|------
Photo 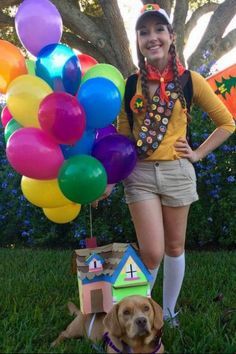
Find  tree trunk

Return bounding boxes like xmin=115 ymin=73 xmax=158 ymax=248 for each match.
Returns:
xmin=0 ymin=0 xmax=235 ymax=74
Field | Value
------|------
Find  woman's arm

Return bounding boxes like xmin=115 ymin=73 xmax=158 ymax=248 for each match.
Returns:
xmin=174 ymin=127 xmax=233 ymax=162
xmin=91 ymin=183 xmax=116 ymax=208
xmin=175 ymin=71 xmax=235 ymax=162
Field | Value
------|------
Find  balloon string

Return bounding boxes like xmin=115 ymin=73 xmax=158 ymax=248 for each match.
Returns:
xmin=89 ymin=204 xmax=93 ymax=238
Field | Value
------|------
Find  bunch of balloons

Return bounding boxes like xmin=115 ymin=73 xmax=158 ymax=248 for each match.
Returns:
xmin=0 ymin=0 xmax=137 ymax=224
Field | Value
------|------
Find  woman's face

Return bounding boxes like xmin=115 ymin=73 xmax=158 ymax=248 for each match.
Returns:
xmin=137 ymin=16 xmax=173 ymax=67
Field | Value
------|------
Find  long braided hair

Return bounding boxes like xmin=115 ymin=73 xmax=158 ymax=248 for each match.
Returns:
xmin=136 ymin=23 xmax=192 ymax=122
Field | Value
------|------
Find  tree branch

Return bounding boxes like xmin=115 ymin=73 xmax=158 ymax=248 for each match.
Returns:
xmin=172 ymin=0 xmax=188 ymax=64
xmin=185 ymin=2 xmax=219 ymax=42
xmin=214 ymin=29 xmax=236 ymax=60
xmin=187 ymin=0 xmax=236 ymax=69
xmin=62 ymin=31 xmax=107 ymax=63
xmin=1 ymin=0 xmax=21 ymax=7
xmin=50 ymin=1 xmax=109 ymax=47
xmin=49 ymin=0 xmax=118 ymax=64
xmin=0 ymin=11 xmax=14 ymax=28
xmin=99 ymin=0 xmax=135 ymax=76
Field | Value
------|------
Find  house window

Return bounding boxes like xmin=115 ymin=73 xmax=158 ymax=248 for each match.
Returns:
xmin=125 ymin=263 xmax=139 ymax=280
xmin=88 ymin=259 xmax=103 ymax=272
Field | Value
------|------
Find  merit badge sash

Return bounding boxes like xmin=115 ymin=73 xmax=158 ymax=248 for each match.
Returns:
xmin=135 ymin=81 xmax=179 ymax=159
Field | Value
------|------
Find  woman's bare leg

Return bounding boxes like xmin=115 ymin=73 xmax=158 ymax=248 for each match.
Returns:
xmin=162 ymin=205 xmax=190 ymax=318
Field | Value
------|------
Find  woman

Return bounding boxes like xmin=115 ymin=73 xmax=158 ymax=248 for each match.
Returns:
xmin=97 ymin=4 xmax=235 ymax=326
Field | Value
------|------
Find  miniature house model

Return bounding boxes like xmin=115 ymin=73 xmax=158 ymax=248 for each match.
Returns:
xmin=74 ymin=243 xmax=152 ymax=314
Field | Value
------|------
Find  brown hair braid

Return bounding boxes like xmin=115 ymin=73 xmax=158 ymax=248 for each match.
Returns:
xmin=169 ymin=42 xmax=192 ymax=123
xmin=136 ymin=40 xmax=152 ymax=112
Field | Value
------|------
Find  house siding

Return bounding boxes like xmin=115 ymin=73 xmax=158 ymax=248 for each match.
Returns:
xmin=80 ymin=281 xmax=113 ymax=314
xmin=112 ymin=285 xmax=148 ymax=303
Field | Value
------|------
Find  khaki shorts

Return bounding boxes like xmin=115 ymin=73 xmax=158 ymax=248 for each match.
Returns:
xmin=123 ymin=158 xmax=199 ymax=207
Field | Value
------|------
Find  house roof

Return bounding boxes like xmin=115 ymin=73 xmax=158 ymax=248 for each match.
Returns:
xmin=74 ymin=243 xmax=139 ymax=281
xmin=111 ymin=244 xmax=152 ymax=284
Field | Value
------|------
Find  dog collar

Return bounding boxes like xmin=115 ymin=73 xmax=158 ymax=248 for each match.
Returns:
xmin=103 ymin=332 xmax=162 ymax=354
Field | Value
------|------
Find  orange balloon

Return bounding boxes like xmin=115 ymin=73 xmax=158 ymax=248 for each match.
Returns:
xmin=0 ymin=40 xmax=27 ymax=94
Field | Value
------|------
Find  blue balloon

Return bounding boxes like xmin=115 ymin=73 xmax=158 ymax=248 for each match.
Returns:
xmin=60 ymin=129 xmax=96 ymax=159
xmin=78 ymin=77 xmax=122 ymax=129
xmin=36 ymin=43 xmax=81 ymax=95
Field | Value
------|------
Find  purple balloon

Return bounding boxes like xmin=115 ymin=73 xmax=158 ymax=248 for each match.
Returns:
xmin=95 ymin=124 xmax=117 ymax=143
xmin=15 ymin=0 xmax=63 ymax=56
xmin=92 ymin=134 xmax=137 ymax=184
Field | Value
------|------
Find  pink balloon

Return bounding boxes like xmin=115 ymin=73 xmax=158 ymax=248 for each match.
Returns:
xmin=78 ymin=54 xmax=98 ymax=76
xmin=6 ymin=127 xmax=64 ymax=179
xmin=1 ymin=106 xmax=12 ymax=127
xmin=38 ymin=92 xmax=86 ymax=145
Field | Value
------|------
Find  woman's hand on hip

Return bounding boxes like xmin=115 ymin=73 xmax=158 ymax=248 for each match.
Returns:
xmin=174 ymin=137 xmax=199 ymax=163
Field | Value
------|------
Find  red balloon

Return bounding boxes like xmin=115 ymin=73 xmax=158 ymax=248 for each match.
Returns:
xmin=38 ymin=92 xmax=86 ymax=145
xmin=78 ymin=54 xmax=98 ymax=76
xmin=1 ymin=105 xmax=12 ymax=127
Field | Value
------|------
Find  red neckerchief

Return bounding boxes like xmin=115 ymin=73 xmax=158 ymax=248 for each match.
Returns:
xmin=146 ymin=59 xmax=186 ymax=103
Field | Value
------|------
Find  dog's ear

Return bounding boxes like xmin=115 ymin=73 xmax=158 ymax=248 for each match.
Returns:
xmin=103 ymin=303 xmax=123 ymax=337
xmin=149 ymin=298 xmax=164 ymax=332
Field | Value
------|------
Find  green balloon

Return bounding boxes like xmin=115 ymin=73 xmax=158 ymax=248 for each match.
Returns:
xmin=4 ymin=119 xmax=22 ymax=143
xmin=81 ymin=63 xmax=125 ymax=99
xmin=26 ymin=59 xmax=35 ymax=75
xmin=58 ymin=154 xmax=107 ymax=204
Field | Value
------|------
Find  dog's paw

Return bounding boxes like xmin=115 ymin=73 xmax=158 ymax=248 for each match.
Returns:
xmin=67 ymin=301 xmax=80 ymax=316
xmin=50 ymin=339 xmax=58 ymax=348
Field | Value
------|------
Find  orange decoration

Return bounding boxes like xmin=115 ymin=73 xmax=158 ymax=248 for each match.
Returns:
xmin=0 ymin=40 xmax=27 ymax=94
xmin=142 ymin=4 xmax=160 ymax=13
xmin=130 ymin=94 xmax=147 ymax=114
xmin=207 ymin=64 xmax=236 ymax=118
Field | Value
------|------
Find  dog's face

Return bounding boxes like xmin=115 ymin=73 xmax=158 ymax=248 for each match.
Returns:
xmin=103 ymin=295 xmax=163 ymax=345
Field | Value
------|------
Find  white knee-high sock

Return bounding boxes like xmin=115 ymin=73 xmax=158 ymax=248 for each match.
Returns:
xmin=149 ymin=267 xmax=159 ymax=290
xmin=163 ymin=252 xmax=185 ymax=318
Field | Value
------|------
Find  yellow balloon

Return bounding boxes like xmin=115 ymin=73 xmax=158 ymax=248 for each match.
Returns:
xmin=6 ymin=74 xmax=52 ymax=127
xmin=43 ymin=204 xmax=81 ymax=224
xmin=21 ymin=176 xmax=71 ymax=208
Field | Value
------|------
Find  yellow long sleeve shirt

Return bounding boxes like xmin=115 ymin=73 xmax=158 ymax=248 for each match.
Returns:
xmin=117 ymin=70 xmax=235 ymax=161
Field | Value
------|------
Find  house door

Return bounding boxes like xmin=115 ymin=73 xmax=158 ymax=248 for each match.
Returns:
xmin=91 ymin=289 xmax=104 ymax=313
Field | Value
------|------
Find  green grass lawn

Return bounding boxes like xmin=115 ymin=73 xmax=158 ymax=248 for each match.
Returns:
xmin=0 ymin=248 xmax=235 ymax=353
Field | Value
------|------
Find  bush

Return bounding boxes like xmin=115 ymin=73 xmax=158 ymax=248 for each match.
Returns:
xmin=0 ymin=100 xmax=235 ymax=249
xmin=187 ymin=106 xmax=235 ymax=248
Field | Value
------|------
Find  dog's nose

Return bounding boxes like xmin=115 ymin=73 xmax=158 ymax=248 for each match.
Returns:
xmin=135 ymin=317 xmax=147 ymax=328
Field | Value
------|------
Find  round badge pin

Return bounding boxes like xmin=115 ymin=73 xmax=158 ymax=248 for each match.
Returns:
xmin=160 ymin=125 xmax=166 ymax=133
xmin=137 ymin=139 xmax=143 ymax=147
xmin=157 ymin=106 xmax=164 ymax=113
xmin=144 ymin=118 xmax=151 ymax=125
xmin=155 ymin=114 xmax=161 ymax=121
xmin=162 ymin=118 xmax=168 ymax=125
xmin=171 ymin=92 xmax=178 ymax=99
xmin=153 ymin=96 xmax=159 ymax=103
